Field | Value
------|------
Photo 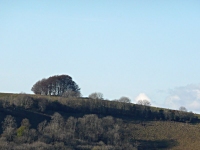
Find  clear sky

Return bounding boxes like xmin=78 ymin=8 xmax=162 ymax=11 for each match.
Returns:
xmin=1 ymin=1 xmax=200 ymax=112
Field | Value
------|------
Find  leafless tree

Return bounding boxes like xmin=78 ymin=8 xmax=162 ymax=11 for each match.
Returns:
xmin=65 ymin=117 xmax=77 ymax=141
xmin=37 ymin=120 xmax=48 ymax=134
xmin=14 ymin=95 xmax=34 ymax=109
xmin=2 ymin=115 xmax=17 ymax=141
xmin=117 ymin=96 xmax=131 ymax=103
xmin=51 ymin=112 xmax=65 ymax=125
xmin=2 ymin=115 xmax=17 ymax=131
xmin=38 ymin=99 xmax=48 ymax=112
xmin=89 ymin=92 xmax=103 ymax=100
xmin=137 ymin=99 xmax=151 ymax=106
xmin=21 ymin=118 xmax=31 ymax=129
xmin=179 ymin=106 xmax=187 ymax=112
xmin=43 ymin=112 xmax=66 ymax=142
xmin=178 ymin=106 xmax=188 ymax=121
xmin=62 ymin=89 xmax=81 ymax=98
xmin=77 ymin=114 xmax=103 ymax=142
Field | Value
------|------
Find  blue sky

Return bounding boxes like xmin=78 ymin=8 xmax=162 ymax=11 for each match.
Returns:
xmin=1 ymin=1 xmax=200 ymax=112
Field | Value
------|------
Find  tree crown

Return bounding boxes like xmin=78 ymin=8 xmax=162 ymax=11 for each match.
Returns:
xmin=31 ymin=74 xmax=80 ymax=96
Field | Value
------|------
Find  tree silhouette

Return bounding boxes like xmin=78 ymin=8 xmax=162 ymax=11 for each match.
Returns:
xmin=31 ymin=75 xmax=80 ymax=96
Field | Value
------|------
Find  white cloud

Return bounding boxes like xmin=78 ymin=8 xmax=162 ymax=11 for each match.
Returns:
xmin=165 ymin=95 xmax=181 ymax=109
xmin=189 ymin=101 xmax=200 ymax=110
xmin=165 ymin=84 xmax=200 ymax=112
xmin=135 ymin=93 xmax=151 ymax=102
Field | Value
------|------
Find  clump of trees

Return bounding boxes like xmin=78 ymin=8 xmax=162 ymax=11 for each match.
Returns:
xmin=0 ymin=113 xmax=136 ymax=150
xmin=31 ymin=75 xmax=81 ymax=96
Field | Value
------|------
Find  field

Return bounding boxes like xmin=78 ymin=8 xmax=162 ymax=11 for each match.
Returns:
xmin=0 ymin=92 xmax=200 ymax=149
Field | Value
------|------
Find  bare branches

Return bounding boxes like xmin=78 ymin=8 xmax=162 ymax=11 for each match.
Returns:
xmin=137 ymin=100 xmax=151 ymax=106
xmin=179 ymin=106 xmax=187 ymax=112
xmin=88 ymin=92 xmax=103 ymax=100
xmin=117 ymin=97 xmax=131 ymax=103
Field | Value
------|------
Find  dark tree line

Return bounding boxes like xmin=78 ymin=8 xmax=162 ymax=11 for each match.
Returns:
xmin=31 ymin=75 xmax=80 ymax=96
xmin=0 ymin=94 xmax=198 ymax=124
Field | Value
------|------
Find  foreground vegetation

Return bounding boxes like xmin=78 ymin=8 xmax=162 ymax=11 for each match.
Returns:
xmin=0 ymin=93 xmax=200 ymax=150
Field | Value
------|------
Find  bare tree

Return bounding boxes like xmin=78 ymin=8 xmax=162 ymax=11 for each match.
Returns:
xmin=42 ymin=112 xmax=66 ymax=142
xmin=179 ymin=106 xmax=187 ymax=112
xmin=89 ymin=92 xmax=103 ymax=100
xmin=178 ymin=106 xmax=188 ymax=122
xmin=50 ymin=112 xmax=65 ymax=125
xmin=2 ymin=115 xmax=17 ymax=131
xmin=14 ymin=95 xmax=34 ymax=109
xmin=117 ymin=97 xmax=131 ymax=103
xmin=65 ymin=117 xmax=77 ymax=141
xmin=37 ymin=120 xmax=48 ymax=134
xmin=2 ymin=115 xmax=17 ymax=141
xmin=62 ymin=89 xmax=81 ymax=98
xmin=38 ymin=99 xmax=48 ymax=112
xmin=77 ymin=114 xmax=103 ymax=142
xmin=137 ymin=99 xmax=151 ymax=106
xmin=21 ymin=118 xmax=31 ymax=129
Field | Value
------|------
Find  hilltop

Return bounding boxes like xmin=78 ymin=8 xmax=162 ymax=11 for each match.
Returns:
xmin=0 ymin=92 xmax=200 ymax=150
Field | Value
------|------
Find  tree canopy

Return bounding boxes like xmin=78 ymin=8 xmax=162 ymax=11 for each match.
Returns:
xmin=31 ymin=75 xmax=80 ymax=96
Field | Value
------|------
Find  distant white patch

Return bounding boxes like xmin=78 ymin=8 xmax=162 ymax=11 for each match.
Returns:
xmin=165 ymin=84 xmax=200 ymax=112
xmin=135 ymin=93 xmax=151 ymax=103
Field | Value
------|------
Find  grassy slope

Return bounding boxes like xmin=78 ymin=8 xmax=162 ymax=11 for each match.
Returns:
xmin=128 ymin=121 xmax=200 ymax=150
xmin=0 ymin=92 xmax=200 ymax=150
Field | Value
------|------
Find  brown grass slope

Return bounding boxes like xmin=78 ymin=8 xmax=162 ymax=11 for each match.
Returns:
xmin=128 ymin=121 xmax=200 ymax=150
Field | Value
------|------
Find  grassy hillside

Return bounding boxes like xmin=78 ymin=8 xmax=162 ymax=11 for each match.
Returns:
xmin=128 ymin=121 xmax=200 ymax=150
xmin=0 ymin=92 xmax=200 ymax=150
